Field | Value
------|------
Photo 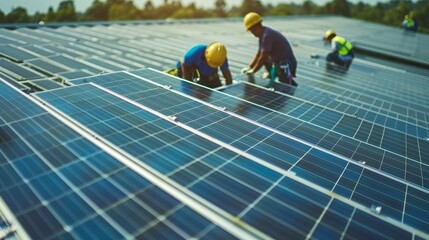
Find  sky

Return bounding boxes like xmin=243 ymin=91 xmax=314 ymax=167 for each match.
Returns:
xmin=0 ymin=0 xmax=386 ymax=14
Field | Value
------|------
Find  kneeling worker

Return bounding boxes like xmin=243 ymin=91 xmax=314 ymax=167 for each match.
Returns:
xmin=176 ymin=42 xmax=232 ymax=88
xmin=323 ymin=30 xmax=354 ymax=70
xmin=241 ymin=12 xmax=298 ymax=87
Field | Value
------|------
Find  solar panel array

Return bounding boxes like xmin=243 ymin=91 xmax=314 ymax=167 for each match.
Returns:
xmin=1 ymin=16 xmax=429 ymax=239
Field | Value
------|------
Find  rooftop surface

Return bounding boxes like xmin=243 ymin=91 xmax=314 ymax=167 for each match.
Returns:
xmin=1 ymin=16 xmax=429 ymax=239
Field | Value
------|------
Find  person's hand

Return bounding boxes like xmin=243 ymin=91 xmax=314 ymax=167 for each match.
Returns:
xmin=241 ymin=67 xmax=254 ymax=75
xmin=241 ymin=67 xmax=250 ymax=73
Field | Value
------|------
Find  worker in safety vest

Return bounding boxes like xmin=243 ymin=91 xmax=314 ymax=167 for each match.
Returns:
xmin=175 ymin=42 xmax=232 ymax=88
xmin=323 ymin=30 xmax=354 ymax=70
xmin=401 ymin=15 xmax=414 ymax=31
xmin=241 ymin=12 xmax=298 ymax=87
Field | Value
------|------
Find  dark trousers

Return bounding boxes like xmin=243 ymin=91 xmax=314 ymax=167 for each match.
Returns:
xmin=265 ymin=58 xmax=298 ymax=87
xmin=326 ymin=51 xmax=354 ymax=69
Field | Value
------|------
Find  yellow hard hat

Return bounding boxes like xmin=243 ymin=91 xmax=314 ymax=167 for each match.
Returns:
xmin=244 ymin=12 xmax=263 ymax=31
xmin=205 ymin=42 xmax=227 ymax=68
xmin=324 ymin=29 xmax=336 ymax=40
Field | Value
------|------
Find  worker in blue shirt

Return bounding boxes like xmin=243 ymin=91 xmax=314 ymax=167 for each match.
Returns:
xmin=323 ymin=30 xmax=354 ymax=70
xmin=241 ymin=12 xmax=298 ymax=87
xmin=176 ymin=42 xmax=232 ymax=88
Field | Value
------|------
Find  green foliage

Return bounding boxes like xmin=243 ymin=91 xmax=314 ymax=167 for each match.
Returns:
xmin=170 ymin=7 xmax=212 ymax=19
xmin=239 ymin=0 xmax=265 ymax=17
xmin=329 ymin=0 xmax=351 ymax=17
xmin=6 ymin=7 xmax=30 ymax=23
xmin=44 ymin=7 xmax=57 ymax=23
xmin=56 ymin=0 xmax=77 ymax=22
xmin=109 ymin=2 xmax=140 ymax=20
xmin=214 ymin=0 xmax=227 ymax=18
xmin=82 ymin=0 xmax=109 ymax=21
xmin=302 ymin=0 xmax=315 ymax=15
xmin=0 ymin=0 xmax=428 ymax=34
xmin=0 ymin=10 xmax=5 ymax=23
xmin=268 ymin=4 xmax=293 ymax=16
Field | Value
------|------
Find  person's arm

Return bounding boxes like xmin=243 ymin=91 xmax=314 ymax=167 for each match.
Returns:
xmin=221 ymin=68 xmax=233 ymax=85
xmin=250 ymin=50 xmax=269 ymax=73
xmin=249 ymin=51 xmax=261 ymax=69
xmin=182 ymin=64 xmax=195 ymax=81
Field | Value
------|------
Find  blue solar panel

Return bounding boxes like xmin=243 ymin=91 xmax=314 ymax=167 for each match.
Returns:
xmin=1 ymin=15 xmax=429 ymax=239
xmin=0 ymin=44 xmax=39 ymax=62
xmin=37 ymin=78 xmax=428 ymax=238
xmin=127 ymin=69 xmax=429 ymax=190
xmin=46 ymin=55 xmax=103 ymax=74
xmin=57 ymin=70 xmax=93 ymax=80
xmin=0 ymin=79 xmax=242 ymax=239
xmin=31 ymin=79 xmax=64 ymax=90
xmin=25 ymin=58 xmax=70 ymax=74
xmin=296 ymin=62 xmax=429 ymax=137
xmin=0 ymin=29 xmax=48 ymax=45
xmin=0 ymin=72 xmax=29 ymax=91
xmin=0 ymin=59 xmax=44 ymax=80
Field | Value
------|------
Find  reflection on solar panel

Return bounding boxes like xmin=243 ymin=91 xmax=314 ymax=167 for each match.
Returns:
xmin=33 ymin=81 xmax=425 ymax=239
xmin=0 ymin=80 xmax=240 ymax=239
xmin=1 ymin=15 xmax=429 ymax=239
xmin=129 ymin=69 xmax=429 ymax=190
xmin=46 ymin=55 xmax=103 ymax=74
xmin=0 ymin=29 xmax=48 ymax=45
xmin=56 ymin=70 xmax=93 ymax=81
xmin=0 ymin=44 xmax=39 ymax=62
xmin=30 ymin=79 xmax=64 ymax=90
xmin=25 ymin=58 xmax=70 ymax=74
xmin=0 ymin=73 xmax=29 ymax=91
xmin=34 ymin=71 xmax=427 ymax=238
xmin=0 ymin=59 xmax=44 ymax=80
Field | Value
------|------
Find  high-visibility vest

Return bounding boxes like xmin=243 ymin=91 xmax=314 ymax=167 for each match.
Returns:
xmin=406 ymin=18 xmax=414 ymax=28
xmin=333 ymin=36 xmax=353 ymax=56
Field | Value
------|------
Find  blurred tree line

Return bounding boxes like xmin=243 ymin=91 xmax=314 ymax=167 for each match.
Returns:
xmin=0 ymin=0 xmax=427 ymax=33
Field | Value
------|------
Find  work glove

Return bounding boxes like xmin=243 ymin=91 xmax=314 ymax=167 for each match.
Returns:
xmin=241 ymin=67 xmax=254 ymax=75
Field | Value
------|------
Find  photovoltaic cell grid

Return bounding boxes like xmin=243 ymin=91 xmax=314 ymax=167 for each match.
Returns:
xmin=0 ymin=16 xmax=428 ymax=239
xmin=0 ymin=80 xmax=237 ymax=239
xmin=127 ymin=69 xmax=429 ymax=190
xmin=35 ymin=82 xmax=427 ymax=239
xmin=297 ymin=60 xmax=429 ymax=137
xmin=228 ymin=74 xmax=429 ymax=164
xmin=66 ymin=70 xmax=429 ymax=234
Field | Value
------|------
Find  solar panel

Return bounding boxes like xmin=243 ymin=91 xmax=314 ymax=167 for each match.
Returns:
xmin=46 ymin=55 xmax=104 ymax=74
xmin=0 ymin=29 xmax=48 ymax=45
xmin=0 ymin=59 xmax=44 ymax=80
xmin=83 ymin=57 xmax=129 ymax=72
xmin=297 ymin=62 xmax=429 ymax=132
xmin=18 ymin=45 xmax=56 ymax=58
xmin=263 ymin=72 xmax=429 ymax=139
xmin=39 ymin=27 xmax=99 ymax=42
xmin=15 ymin=28 xmax=77 ymax=44
xmin=56 ymin=70 xmax=94 ymax=81
xmin=44 ymin=74 xmax=428 ymax=237
xmin=127 ymin=69 xmax=429 ymax=189
xmin=0 ymin=72 xmax=29 ymax=91
xmin=0 ymin=35 xmax=19 ymax=45
xmin=221 ymin=81 xmax=429 ymax=161
xmin=1 ymin=15 xmax=429 ymax=239
xmin=30 ymin=79 xmax=64 ymax=90
xmin=0 ymin=79 xmax=242 ymax=239
xmin=25 ymin=58 xmax=71 ymax=74
xmin=40 ymin=44 xmax=86 ymax=58
xmin=0 ymin=44 xmax=39 ymax=62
